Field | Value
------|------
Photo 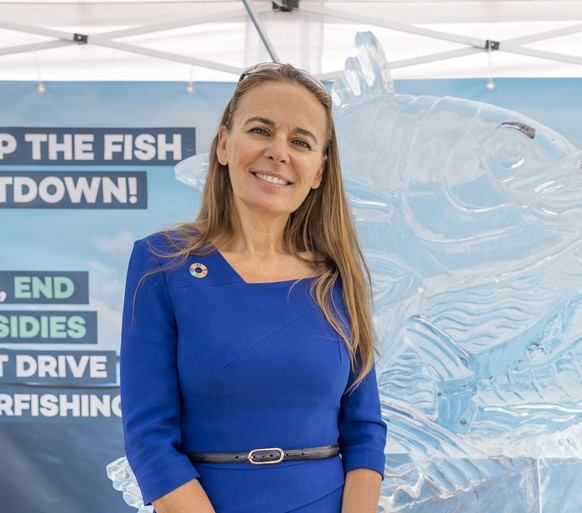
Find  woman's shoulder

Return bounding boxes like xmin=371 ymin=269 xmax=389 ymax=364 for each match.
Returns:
xmin=135 ymin=225 xmax=204 ymax=256
xmin=133 ymin=231 xmax=176 ymax=257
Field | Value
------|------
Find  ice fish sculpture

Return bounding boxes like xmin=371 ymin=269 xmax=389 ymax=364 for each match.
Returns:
xmin=332 ymin=32 xmax=582 ymax=512
xmin=107 ymin=457 xmax=153 ymax=513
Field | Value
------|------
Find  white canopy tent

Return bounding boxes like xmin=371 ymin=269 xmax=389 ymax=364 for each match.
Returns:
xmin=1 ymin=0 xmax=582 ymax=84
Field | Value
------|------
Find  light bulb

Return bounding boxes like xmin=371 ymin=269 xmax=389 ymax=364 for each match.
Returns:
xmin=187 ymin=83 xmax=196 ymax=93
xmin=486 ymin=79 xmax=496 ymax=91
xmin=38 ymin=83 xmax=46 ymax=93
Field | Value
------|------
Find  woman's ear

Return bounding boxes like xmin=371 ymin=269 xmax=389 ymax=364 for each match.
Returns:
xmin=311 ymin=156 xmax=326 ymax=189
xmin=216 ymin=126 xmax=228 ymax=166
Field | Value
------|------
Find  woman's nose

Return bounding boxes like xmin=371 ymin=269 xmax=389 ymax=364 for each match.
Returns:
xmin=265 ymin=137 xmax=289 ymax=163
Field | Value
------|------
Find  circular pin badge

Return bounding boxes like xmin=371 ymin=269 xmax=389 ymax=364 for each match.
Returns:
xmin=189 ymin=263 xmax=208 ymax=279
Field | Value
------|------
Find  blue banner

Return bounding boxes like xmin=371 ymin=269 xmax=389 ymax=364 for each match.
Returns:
xmin=0 ymin=171 xmax=148 ymax=209
xmin=0 ymin=77 xmax=580 ymax=513
xmin=0 ymin=271 xmax=89 ymax=303
xmin=0 ymin=349 xmax=116 ymax=385
xmin=0 ymin=311 xmax=98 ymax=344
xmin=0 ymin=127 xmax=195 ymax=165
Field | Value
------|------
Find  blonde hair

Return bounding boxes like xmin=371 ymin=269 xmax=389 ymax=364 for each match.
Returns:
xmin=164 ymin=64 xmax=376 ymax=388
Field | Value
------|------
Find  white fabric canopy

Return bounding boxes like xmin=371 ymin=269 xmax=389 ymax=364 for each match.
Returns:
xmin=1 ymin=0 xmax=582 ymax=82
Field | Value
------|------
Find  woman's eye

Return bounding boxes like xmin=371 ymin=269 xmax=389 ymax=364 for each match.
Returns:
xmin=250 ymin=127 xmax=269 ymax=136
xmin=293 ymin=139 xmax=311 ymax=149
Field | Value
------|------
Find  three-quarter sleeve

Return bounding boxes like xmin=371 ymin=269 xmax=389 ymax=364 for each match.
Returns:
xmin=338 ymin=362 xmax=387 ymax=478
xmin=120 ymin=239 xmax=200 ymax=505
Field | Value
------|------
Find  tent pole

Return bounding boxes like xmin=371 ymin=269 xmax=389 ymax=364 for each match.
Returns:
xmin=0 ymin=20 xmax=74 ymax=41
xmin=0 ymin=41 xmax=71 ymax=57
xmin=301 ymin=4 xmax=484 ymax=47
xmin=504 ymin=23 xmax=582 ymax=46
xmin=91 ymin=40 xmax=243 ymax=75
xmin=241 ymin=0 xmax=280 ymax=63
xmin=502 ymin=46 xmax=582 ymax=66
xmin=92 ymin=7 xmax=255 ymax=42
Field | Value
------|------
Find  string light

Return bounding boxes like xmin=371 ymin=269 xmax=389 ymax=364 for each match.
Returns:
xmin=187 ymin=64 xmax=196 ymax=93
xmin=486 ymin=41 xmax=496 ymax=91
xmin=32 ymin=48 xmax=46 ymax=93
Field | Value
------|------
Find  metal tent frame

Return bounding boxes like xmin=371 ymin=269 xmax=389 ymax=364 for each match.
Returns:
xmin=1 ymin=0 xmax=582 ymax=82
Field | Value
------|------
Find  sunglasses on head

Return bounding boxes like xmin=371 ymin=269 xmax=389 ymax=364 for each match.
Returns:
xmin=239 ymin=62 xmax=329 ymax=96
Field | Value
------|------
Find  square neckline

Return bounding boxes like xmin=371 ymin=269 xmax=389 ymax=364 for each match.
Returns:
xmin=212 ymin=248 xmax=318 ymax=286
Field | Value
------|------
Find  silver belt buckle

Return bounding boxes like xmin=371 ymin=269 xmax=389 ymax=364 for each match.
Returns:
xmin=248 ymin=447 xmax=285 ymax=465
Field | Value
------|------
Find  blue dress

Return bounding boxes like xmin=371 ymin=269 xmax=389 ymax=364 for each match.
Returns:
xmin=120 ymin=233 xmax=386 ymax=512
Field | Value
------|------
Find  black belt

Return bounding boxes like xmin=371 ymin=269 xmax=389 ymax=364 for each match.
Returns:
xmin=188 ymin=443 xmax=340 ymax=465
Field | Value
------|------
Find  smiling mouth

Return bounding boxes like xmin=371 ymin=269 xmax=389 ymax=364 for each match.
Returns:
xmin=253 ymin=172 xmax=290 ymax=186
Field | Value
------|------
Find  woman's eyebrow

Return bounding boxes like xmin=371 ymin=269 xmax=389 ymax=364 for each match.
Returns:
xmin=243 ymin=116 xmax=275 ymax=127
xmin=295 ymin=127 xmax=319 ymax=144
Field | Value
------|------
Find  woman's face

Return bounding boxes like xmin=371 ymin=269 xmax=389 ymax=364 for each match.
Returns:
xmin=217 ymin=81 xmax=327 ymax=221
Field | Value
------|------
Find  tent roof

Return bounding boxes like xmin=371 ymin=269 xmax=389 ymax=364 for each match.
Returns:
xmin=2 ymin=0 xmax=582 ymax=83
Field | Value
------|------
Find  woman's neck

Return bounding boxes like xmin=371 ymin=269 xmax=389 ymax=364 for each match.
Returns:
xmin=224 ymin=205 xmax=290 ymax=257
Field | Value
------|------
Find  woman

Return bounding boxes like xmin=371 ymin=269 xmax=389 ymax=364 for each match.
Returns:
xmin=120 ymin=63 xmax=387 ymax=513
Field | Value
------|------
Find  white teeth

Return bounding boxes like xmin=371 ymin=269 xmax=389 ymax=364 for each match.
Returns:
xmin=255 ymin=173 xmax=288 ymax=185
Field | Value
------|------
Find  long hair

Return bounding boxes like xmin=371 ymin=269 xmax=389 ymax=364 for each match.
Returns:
xmin=164 ymin=64 xmax=376 ymax=388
